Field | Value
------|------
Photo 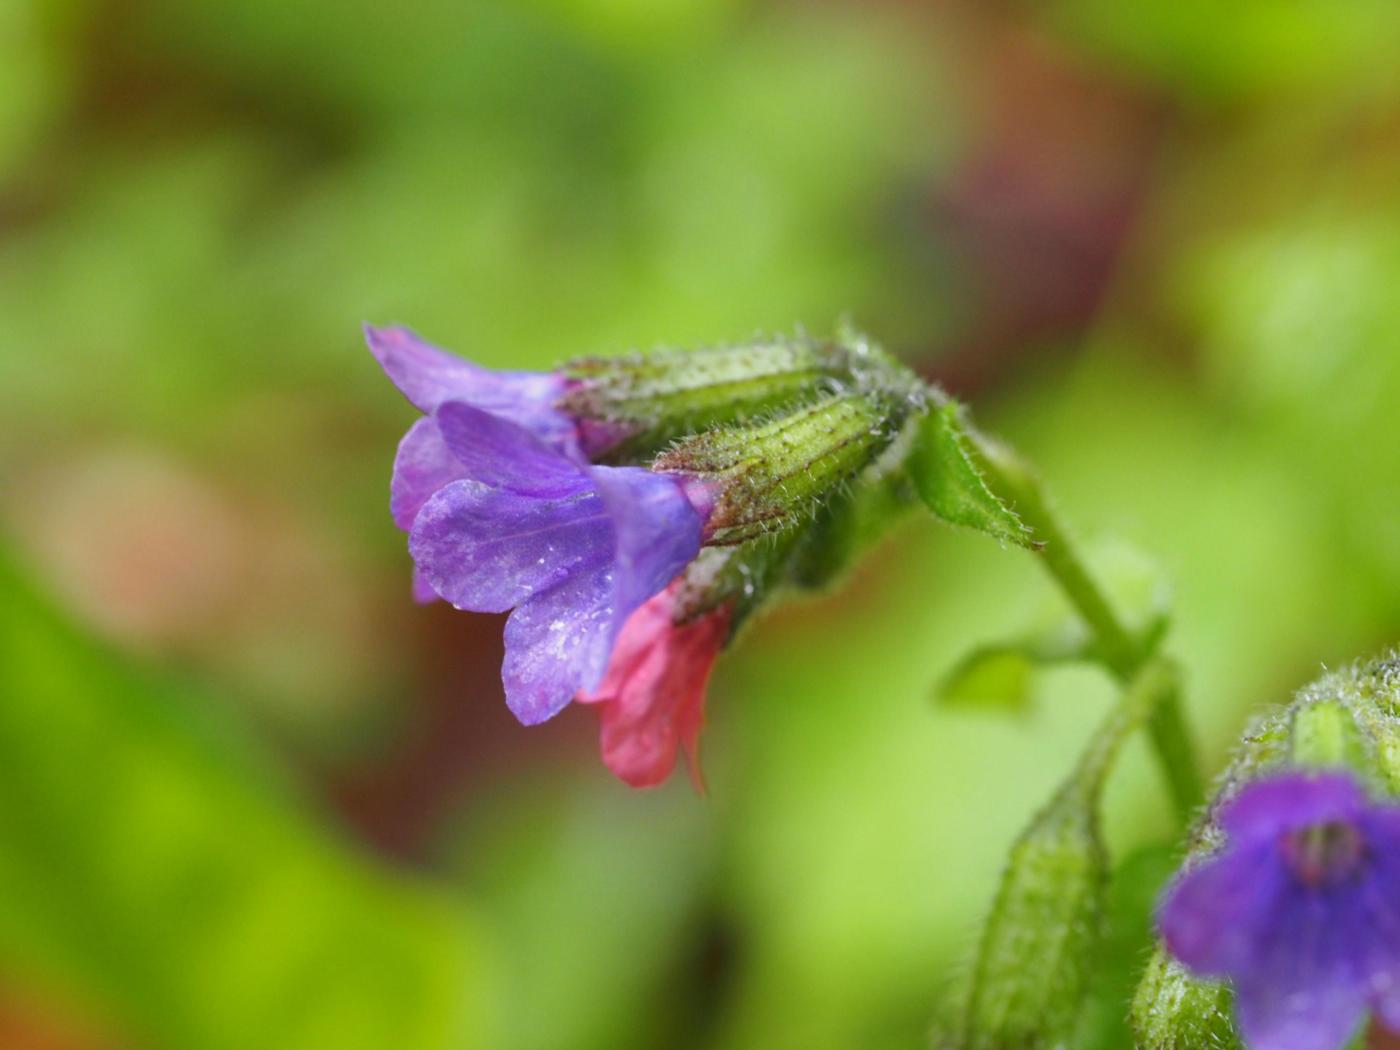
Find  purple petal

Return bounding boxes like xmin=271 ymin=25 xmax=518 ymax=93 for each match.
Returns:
xmin=391 ymin=417 xmax=466 ymax=531
xmin=412 ymin=566 xmax=441 ymax=604
xmin=365 ymin=323 xmax=577 ymax=445
xmin=434 ymin=401 xmax=590 ymax=498
xmin=409 ymin=480 xmax=613 ymax=613
xmin=1158 ymin=840 xmax=1288 ymax=975
xmin=501 ymin=566 xmax=615 ymax=725
xmin=1355 ymin=811 xmax=1400 ymax=1024
xmin=1235 ymin=975 xmax=1366 ymax=1050
xmin=1220 ymin=772 xmax=1366 ymax=842
xmin=494 ymin=469 xmax=707 ymax=725
xmin=593 ymin=467 xmax=707 ymax=617
xmin=1232 ymin=884 xmax=1369 ymax=1050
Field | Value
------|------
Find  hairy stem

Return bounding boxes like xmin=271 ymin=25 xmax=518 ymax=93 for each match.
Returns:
xmin=971 ymin=434 xmax=1204 ymax=820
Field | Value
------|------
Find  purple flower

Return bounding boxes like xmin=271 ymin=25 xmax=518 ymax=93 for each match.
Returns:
xmin=400 ymin=400 xmax=711 ymax=725
xmin=1158 ymin=771 xmax=1400 ymax=1050
xmin=366 ymin=324 xmax=709 ymax=723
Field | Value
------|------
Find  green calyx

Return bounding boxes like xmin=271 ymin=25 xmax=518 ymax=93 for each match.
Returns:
xmin=671 ymin=526 xmax=807 ymax=628
xmin=657 ymin=390 xmax=914 ymax=545
xmin=560 ymin=327 xmax=1037 ymax=553
xmin=559 ymin=334 xmax=905 ymax=460
xmin=670 ymin=448 xmax=922 ymax=633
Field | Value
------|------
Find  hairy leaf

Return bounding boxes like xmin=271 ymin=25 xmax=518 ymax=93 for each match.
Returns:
xmin=909 ymin=401 xmax=1034 ymax=548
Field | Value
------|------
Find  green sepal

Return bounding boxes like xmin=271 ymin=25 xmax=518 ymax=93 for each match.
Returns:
xmin=908 ymin=400 xmax=1034 ymax=549
xmin=1313 ymin=653 xmax=1400 ymax=792
xmin=1290 ymin=700 xmax=1370 ymax=772
xmin=785 ymin=457 xmax=921 ymax=593
xmin=671 ymin=525 xmax=805 ymax=629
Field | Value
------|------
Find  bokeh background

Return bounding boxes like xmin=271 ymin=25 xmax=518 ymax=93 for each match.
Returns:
xmin=4 ymin=1 xmax=1400 ymax=1047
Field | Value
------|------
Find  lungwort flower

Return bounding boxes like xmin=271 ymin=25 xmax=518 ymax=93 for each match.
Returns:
xmin=368 ymin=323 xmax=947 ymax=786
xmin=370 ymin=327 xmax=713 ymax=726
xmin=1157 ymin=771 xmax=1400 ymax=1050
xmin=408 ymin=400 xmax=710 ymax=725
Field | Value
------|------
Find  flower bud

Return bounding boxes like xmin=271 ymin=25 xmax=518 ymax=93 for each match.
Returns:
xmin=559 ymin=335 xmax=894 ymax=460
xmin=656 ymin=391 xmax=911 ymax=546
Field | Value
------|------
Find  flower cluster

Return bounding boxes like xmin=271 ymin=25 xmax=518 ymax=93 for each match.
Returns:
xmin=1157 ymin=771 xmax=1400 ymax=1050
xmin=368 ymin=324 xmax=914 ymax=787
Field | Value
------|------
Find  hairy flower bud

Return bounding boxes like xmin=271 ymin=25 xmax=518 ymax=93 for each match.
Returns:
xmin=558 ymin=334 xmax=899 ymax=460
xmin=656 ymin=391 xmax=912 ymax=545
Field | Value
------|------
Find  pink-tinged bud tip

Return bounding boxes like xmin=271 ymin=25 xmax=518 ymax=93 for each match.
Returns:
xmin=575 ymin=581 xmax=731 ymax=790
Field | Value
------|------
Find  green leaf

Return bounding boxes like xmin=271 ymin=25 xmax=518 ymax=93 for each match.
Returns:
xmin=938 ymin=782 xmax=1108 ymax=1050
xmin=0 ymin=543 xmax=483 ymax=1049
xmin=938 ymin=540 xmax=1171 ymax=714
xmin=908 ymin=401 xmax=1034 ymax=549
xmin=938 ymin=645 xmax=1039 ymax=713
xmin=940 ymin=661 xmax=1175 ymax=1049
xmin=937 ymin=623 xmax=1094 ymax=713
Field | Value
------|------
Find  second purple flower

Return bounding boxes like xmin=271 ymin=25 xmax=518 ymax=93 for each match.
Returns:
xmin=1158 ymin=771 xmax=1400 ymax=1050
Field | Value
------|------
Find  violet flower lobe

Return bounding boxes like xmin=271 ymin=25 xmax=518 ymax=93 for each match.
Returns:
xmin=367 ymin=323 xmax=580 ymax=603
xmin=405 ymin=400 xmax=711 ymax=726
xmin=366 ymin=323 xmax=578 ymax=449
xmin=1157 ymin=771 xmax=1400 ymax=1050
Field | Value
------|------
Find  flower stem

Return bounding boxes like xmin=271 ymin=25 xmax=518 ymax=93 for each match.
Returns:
xmin=970 ymin=433 xmax=1204 ymax=821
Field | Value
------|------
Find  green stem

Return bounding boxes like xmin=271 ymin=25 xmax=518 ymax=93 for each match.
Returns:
xmin=971 ymin=434 xmax=1204 ymax=820
xmin=1070 ymin=657 xmax=1180 ymax=801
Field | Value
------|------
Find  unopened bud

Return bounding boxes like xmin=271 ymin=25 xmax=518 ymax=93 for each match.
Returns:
xmin=657 ymin=392 xmax=911 ymax=546
xmin=560 ymin=335 xmax=886 ymax=460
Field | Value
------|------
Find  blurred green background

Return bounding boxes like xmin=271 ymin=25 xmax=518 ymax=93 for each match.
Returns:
xmin=4 ymin=1 xmax=1400 ymax=1047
